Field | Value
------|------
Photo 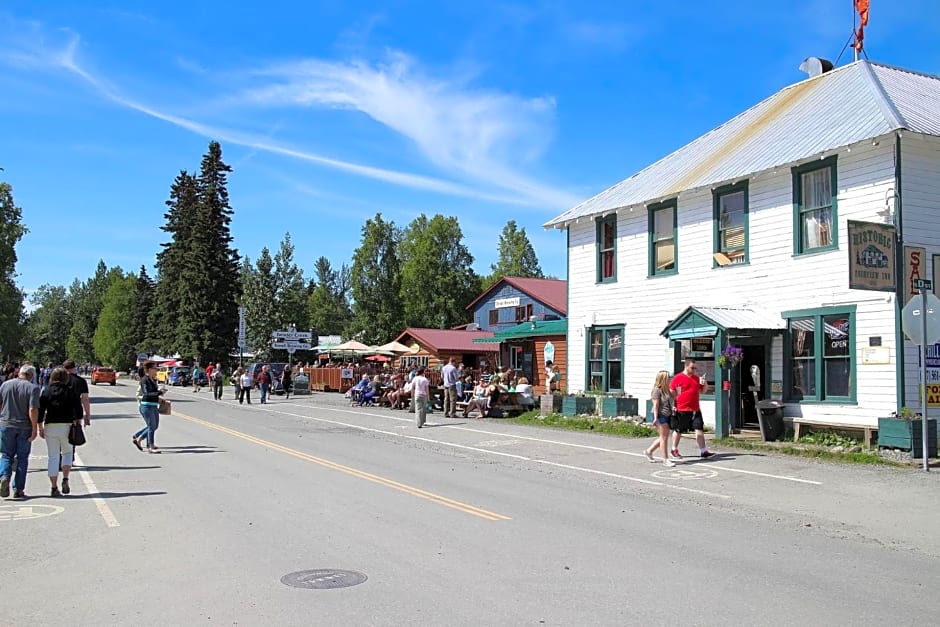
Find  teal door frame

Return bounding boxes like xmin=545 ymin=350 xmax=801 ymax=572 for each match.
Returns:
xmin=725 ymin=334 xmax=774 ymax=432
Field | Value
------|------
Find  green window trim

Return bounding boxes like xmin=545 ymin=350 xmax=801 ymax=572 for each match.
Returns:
xmin=648 ymin=199 xmax=678 ymax=277
xmin=585 ymin=325 xmax=625 ymax=393
xmin=782 ymin=305 xmax=857 ymax=404
xmin=595 ymin=215 xmax=617 ymax=283
xmin=792 ymin=156 xmax=839 ymax=256
xmin=712 ymin=181 xmax=749 ymax=267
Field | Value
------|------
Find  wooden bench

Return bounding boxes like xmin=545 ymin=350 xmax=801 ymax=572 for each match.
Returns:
xmin=792 ymin=419 xmax=875 ymax=448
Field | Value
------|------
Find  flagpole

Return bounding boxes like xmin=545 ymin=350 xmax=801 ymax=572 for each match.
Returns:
xmin=853 ymin=0 xmax=858 ymax=62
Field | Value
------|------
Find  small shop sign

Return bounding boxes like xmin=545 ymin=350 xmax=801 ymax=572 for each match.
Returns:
xmin=847 ymin=220 xmax=895 ymax=292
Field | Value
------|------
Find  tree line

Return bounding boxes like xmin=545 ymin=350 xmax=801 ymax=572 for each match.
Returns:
xmin=0 ymin=142 xmax=547 ymax=369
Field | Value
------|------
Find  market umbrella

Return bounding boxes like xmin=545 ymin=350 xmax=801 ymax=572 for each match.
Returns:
xmin=376 ymin=340 xmax=412 ymax=354
xmin=365 ymin=355 xmax=391 ymax=362
xmin=333 ymin=340 xmax=371 ymax=352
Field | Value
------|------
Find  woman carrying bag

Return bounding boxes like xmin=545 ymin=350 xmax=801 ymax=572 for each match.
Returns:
xmin=37 ymin=367 xmax=84 ymax=496
xmin=136 ymin=361 xmax=166 ymax=453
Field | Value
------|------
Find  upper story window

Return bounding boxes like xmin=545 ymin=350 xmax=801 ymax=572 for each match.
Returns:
xmin=793 ymin=157 xmax=838 ymax=255
xmin=488 ymin=309 xmax=499 ymax=326
xmin=514 ymin=304 xmax=533 ymax=322
xmin=596 ymin=215 xmax=617 ymax=283
xmin=713 ymin=183 xmax=748 ymax=266
xmin=648 ymin=200 xmax=677 ymax=276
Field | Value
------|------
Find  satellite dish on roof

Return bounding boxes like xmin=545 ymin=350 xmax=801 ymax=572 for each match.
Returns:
xmin=799 ymin=57 xmax=834 ymax=78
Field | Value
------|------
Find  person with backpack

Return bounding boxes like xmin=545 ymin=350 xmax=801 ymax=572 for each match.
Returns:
xmin=37 ymin=367 xmax=84 ymax=496
xmin=192 ymin=364 xmax=203 ymax=393
xmin=211 ymin=363 xmax=224 ymax=400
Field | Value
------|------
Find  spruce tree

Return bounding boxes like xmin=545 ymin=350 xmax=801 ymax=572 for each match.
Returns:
xmin=487 ymin=219 xmax=544 ymax=286
xmin=0 ymin=182 xmax=26 ymax=360
xmin=133 ymin=265 xmax=155 ymax=353
xmin=150 ymin=170 xmax=199 ymax=354
xmin=180 ymin=141 xmax=241 ymax=363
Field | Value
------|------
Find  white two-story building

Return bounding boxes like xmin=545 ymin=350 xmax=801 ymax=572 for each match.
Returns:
xmin=545 ymin=60 xmax=940 ymax=436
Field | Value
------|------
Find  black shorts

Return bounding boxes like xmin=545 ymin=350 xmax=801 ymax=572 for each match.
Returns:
xmin=671 ymin=410 xmax=704 ymax=433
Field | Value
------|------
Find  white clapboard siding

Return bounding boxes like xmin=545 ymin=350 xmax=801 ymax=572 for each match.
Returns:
xmin=901 ymin=133 xmax=940 ymax=418
xmin=568 ymin=139 xmax=901 ymax=428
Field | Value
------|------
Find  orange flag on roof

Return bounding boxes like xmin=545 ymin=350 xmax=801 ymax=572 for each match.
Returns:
xmin=856 ymin=0 xmax=870 ymax=26
xmin=854 ymin=0 xmax=870 ymax=52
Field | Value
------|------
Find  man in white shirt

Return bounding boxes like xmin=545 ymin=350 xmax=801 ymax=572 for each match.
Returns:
xmin=412 ymin=367 xmax=431 ymax=429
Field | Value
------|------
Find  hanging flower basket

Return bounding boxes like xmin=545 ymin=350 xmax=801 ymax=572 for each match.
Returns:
xmin=716 ymin=345 xmax=744 ymax=369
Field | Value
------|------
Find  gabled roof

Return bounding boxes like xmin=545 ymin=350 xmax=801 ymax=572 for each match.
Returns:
xmin=466 ymin=277 xmax=567 ymax=315
xmin=473 ymin=319 xmax=568 ymax=343
xmin=546 ymin=61 xmax=940 ymax=228
xmin=394 ymin=328 xmax=496 ymax=354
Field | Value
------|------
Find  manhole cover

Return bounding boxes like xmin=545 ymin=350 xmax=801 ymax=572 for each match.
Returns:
xmin=280 ymin=569 xmax=367 ymax=590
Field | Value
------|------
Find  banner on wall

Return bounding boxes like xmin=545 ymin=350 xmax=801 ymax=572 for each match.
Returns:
xmin=847 ymin=220 xmax=895 ymax=291
xmin=903 ymin=246 xmax=927 ymax=305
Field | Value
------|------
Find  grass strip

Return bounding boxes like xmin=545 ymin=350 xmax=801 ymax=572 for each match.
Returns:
xmin=503 ymin=411 xmax=657 ymax=438
xmin=713 ymin=437 xmax=902 ymax=466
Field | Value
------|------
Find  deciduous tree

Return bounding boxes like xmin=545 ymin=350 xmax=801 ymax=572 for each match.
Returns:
xmin=399 ymin=214 xmax=479 ymax=329
xmin=94 ymin=272 xmax=137 ymax=368
xmin=349 ymin=214 xmax=403 ymax=344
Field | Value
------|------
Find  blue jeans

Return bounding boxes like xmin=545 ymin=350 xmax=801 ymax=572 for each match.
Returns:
xmin=0 ymin=426 xmax=33 ymax=492
xmin=260 ymin=384 xmax=269 ymax=404
xmin=137 ymin=405 xmax=159 ymax=448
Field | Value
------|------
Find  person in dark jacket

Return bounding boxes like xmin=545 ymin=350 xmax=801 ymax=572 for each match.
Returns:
xmin=135 ymin=361 xmax=166 ymax=453
xmin=281 ymin=365 xmax=293 ymax=400
xmin=37 ymin=367 xmax=83 ymax=496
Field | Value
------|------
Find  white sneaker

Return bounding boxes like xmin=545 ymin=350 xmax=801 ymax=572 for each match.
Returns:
xmin=644 ymin=450 xmax=656 ymax=463
xmin=662 ymin=459 xmax=676 ymax=468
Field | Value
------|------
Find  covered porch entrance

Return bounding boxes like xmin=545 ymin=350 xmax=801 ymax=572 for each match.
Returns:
xmin=661 ymin=306 xmax=784 ymax=437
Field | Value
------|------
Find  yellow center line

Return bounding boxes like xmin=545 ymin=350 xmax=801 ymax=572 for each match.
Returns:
xmin=172 ymin=410 xmax=512 ymax=522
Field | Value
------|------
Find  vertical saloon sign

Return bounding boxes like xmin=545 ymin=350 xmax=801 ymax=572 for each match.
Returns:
xmin=848 ymin=220 xmax=895 ymax=292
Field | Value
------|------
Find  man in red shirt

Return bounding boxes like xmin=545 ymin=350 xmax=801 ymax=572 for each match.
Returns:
xmin=669 ymin=358 xmax=714 ymax=459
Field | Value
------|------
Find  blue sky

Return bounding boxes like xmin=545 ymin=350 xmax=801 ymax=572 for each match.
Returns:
xmin=2 ymin=1 xmax=938 ymax=298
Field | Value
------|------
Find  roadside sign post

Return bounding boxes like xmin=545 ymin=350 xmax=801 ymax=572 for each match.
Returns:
xmin=238 ymin=307 xmax=247 ymax=367
xmin=271 ymin=326 xmax=312 ymax=370
xmin=903 ymin=279 xmax=939 ymax=471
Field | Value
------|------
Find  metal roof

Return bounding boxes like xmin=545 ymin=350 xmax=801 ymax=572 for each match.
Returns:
xmin=546 ymin=61 xmax=940 ymax=228
xmin=472 ymin=318 xmax=568 ymax=343
xmin=660 ymin=306 xmax=785 ymax=338
xmin=465 ymin=277 xmax=567 ymax=315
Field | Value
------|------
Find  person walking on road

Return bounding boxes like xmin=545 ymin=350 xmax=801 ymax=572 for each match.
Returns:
xmin=644 ymin=370 xmax=676 ymax=467
xmin=136 ymin=361 xmax=166 ymax=454
xmin=211 ymin=364 xmax=224 ymax=400
xmin=412 ymin=367 xmax=430 ymax=428
xmin=257 ymin=365 xmax=272 ymax=404
xmin=192 ymin=364 xmax=203 ymax=393
xmin=280 ymin=365 xmax=293 ymax=401
xmin=63 ymin=359 xmax=91 ymax=428
xmin=38 ymin=367 xmax=83 ymax=496
xmin=0 ymin=365 xmax=40 ymax=499
xmin=669 ymin=358 xmax=714 ymax=459
xmin=238 ymin=368 xmax=253 ymax=405
xmin=441 ymin=357 xmax=459 ymax=418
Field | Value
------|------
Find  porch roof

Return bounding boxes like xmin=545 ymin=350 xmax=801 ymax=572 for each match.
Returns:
xmin=472 ymin=319 xmax=568 ymax=343
xmin=661 ymin=306 xmax=785 ymax=339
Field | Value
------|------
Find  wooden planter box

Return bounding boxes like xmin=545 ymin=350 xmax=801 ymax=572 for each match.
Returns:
xmin=877 ymin=417 xmax=937 ymax=459
xmin=562 ymin=396 xmax=597 ymax=416
xmin=540 ymin=394 xmax=563 ymax=415
xmin=599 ymin=397 xmax=639 ymax=417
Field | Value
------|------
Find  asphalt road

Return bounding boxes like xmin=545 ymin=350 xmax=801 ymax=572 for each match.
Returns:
xmin=4 ymin=380 xmax=939 ymax=626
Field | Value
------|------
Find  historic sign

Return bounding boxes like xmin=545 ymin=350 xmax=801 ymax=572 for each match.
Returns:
xmin=903 ymin=245 xmax=927 ymax=305
xmin=847 ymin=221 xmax=895 ymax=292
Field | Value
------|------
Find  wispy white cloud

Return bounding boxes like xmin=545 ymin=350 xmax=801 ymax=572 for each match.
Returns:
xmin=230 ymin=50 xmax=575 ymax=207
xmin=0 ymin=17 xmax=580 ymax=209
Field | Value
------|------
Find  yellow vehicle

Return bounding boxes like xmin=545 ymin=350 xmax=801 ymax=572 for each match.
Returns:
xmin=156 ymin=365 xmax=172 ymax=384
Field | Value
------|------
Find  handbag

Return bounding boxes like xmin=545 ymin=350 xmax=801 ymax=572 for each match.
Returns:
xmin=68 ymin=422 xmax=87 ymax=447
xmin=158 ymin=398 xmax=172 ymax=415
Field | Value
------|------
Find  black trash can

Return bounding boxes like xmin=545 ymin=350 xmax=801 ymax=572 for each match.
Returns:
xmin=756 ymin=400 xmax=785 ymax=442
